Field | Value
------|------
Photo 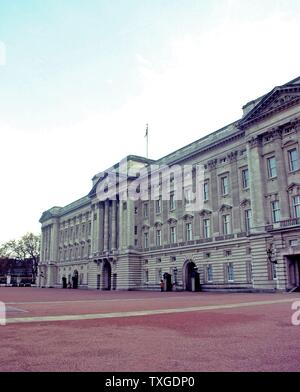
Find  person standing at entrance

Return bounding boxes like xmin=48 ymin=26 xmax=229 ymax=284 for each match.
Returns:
xmin=160 ymin=279 xmax=164 ymax=292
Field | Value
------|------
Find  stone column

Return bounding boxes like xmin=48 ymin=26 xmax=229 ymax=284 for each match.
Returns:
xmin=104 ymin=200 xmax=109 ymax=252
xmin=98 ymin=202 xmax=104 ymax=253
xmin=111 ymin=200 xmax=117 ymax=251
xmin=247 ymin=136 xmax=267 ymax=232
xmin=273 ymin=130 xmax=289 ymax=219
xmin=92 ymin=204 xmax=99 ymax=255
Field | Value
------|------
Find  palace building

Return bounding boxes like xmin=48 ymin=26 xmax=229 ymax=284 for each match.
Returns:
xmin=38 ymin=76 xmax=300 ymax=292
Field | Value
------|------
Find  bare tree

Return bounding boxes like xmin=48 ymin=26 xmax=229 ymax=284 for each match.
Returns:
xmin=0 ymin=233 xmax=40 ymax=283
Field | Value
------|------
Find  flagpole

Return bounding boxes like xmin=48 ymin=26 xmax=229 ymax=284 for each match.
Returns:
xmin=145 ymin=123 xmax=149 ymax=158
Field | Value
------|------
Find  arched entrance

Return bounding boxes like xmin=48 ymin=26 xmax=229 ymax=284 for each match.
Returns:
xmin=102 ymin=260 xmax=111 ymax=290
xmin=62 ymin=276 xmax=67 ymax=289
xmin=184 ymin=260 xmax=197 ymax=291
xmin=72 ymin=270 xmax=79 ymax=289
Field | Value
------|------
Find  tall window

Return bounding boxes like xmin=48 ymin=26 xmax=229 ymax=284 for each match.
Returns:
xmin=203 ymin=182 xmax=209 ymax=201
xmin=156 ymin=268 xmax=162 ymax=284
xmin=221 ymin=176 xmax=229 ymax=195
xmin=143 ymin=203 xmax=148 ymax=218
xmin=203 ymin=218 xmax=211 ymax=238
xmin=186 ymin=223 xmax=193 ymax=241
xmin=88 ymin=222 xmax=91 ymax=235
xmin=144 ymin=232 xmax=149 ymax=248
xmin=227 ymin=262 xmax=234 ymax=281
xmin=155 ymin=198 xmax=161 ymax=214
xmin=144 ymin=269 xmax=149 ymax=283
xmin=207 ymin=265 xmax=213 ymax=282
xmin=170 ymin=226 xmax=177 ymax=244
xmin=242 ymin=169 xmax=249 ymax=189
xmin=288 ymin=148 xmax=299 ymax=171
xmin=245 ymin=209 xmax=252 ymax=231
xmin=222 ymin=214 xmax=231 ymax=235
xmin=170 ymin=193 xmax=175 ymax=210
xmin=267 ymin=156 xmax=277 ymax=178
xmin=293 ymin=195 xmax=300 ymax=218
xmin=156 ymin=229 xmax=161 ymax=246
xmin=271 ymin=201 xmax=280 ymax=223
xmin=185 ymin=189 xmax=193 ymax=205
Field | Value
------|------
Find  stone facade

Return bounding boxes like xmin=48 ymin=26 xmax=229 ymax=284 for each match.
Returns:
xmin=38 ymin=76 xmax=300 ymax=292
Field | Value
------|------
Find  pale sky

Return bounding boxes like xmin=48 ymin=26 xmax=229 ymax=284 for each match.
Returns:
xmin=1 ymin=0 xmax=300 ymax=244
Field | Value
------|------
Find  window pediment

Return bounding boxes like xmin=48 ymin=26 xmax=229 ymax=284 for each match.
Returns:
xmin=167 ymin=218 xmax=177 ymax=225
xmin=287 ymin=183 xmax=300 ymax=195
xmin=182 ymin=213 xmax=194 ymax=221
xmin=240 ymin=199 xmax=251 ymax=208
xmin=219 ymin=204 xmax=232 ymax=213
xmin=199 ymin=209 xmax=212 ymax=217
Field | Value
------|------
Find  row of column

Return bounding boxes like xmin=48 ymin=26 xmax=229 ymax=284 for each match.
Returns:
xmin=92 ymin=200 xmax=118 ymax=254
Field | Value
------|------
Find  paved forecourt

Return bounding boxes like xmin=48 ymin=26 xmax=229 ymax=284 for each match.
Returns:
xmin=1 ymin=288 xmax=300 ymax=371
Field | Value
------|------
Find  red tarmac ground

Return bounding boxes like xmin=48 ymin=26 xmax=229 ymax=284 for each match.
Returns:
xmin=1 ymin=287 xmax=300 ymax=372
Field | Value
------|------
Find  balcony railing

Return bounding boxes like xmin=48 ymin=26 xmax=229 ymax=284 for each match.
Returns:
xmin=280 ymin=218 xmax=300 ymax=228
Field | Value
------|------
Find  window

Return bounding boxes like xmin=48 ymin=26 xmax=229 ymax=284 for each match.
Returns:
xmin=245 ymin=209 xmax=252 ymax=231
xmin=156 ymin=258 xmax=161 ymax=263
xmin=171 ymin=256 xmax=176 ymax=262
xmin=288 ymin=148 xmax=299 ymax=172
xmin=224 ymin=250 xmax=231 ymax=257
xmin=88 ymin=244 xmax=91 ymax=257
xmin=289 ymin=239 xmax=298 ymax=247
xmin=82 ymin=224 xmax=85 ymax=237
xmin=170 ymin=193 xmax=176 ymax=210
xmin=81 ymin=245 xmax=84 ymax=258
xmin=293 ymin=196 xmax=300 ymax=218
xmin=143 ymin=203 xmax=148 ymax=218
xmin=271 ymin=201 xmax=280 ymax=223
xmin=134 ymin=226 xmax=138 ymax=235
xmin=221 ymin=176 xmax=229 ymax=195
xmin=207 ymin=265 xmax=213 ymax=282
xmin=156 ymin=229 xmax=161 ymax=246
xmin=222 ymin=214 xmax=231 ymax=235
xmin=155 ymin=198 xmax=161 ymax=214
xmin=134 ymin=207 xmax=138 ymax=214
xmin=242 ymin=169 xmax=249 ymax=189
xmin=246 ymin=261 xmax=252 ymax=283
xmin=203 ymin=182 xmax=209 ymax=201
xmin=144 ymin=269 xmax=149 ymax=283
xmin=170 ymin=226 xmax=177 ymax=244
xmin=267 ymin=156 xmax=277 ymax=178
xmin=134 ymin=239 xmax=138 ymax=246
xmin=227 ymin=262 xmax=234 ymax=281
xmin=144 ymin=232 xmax=149 ymax=248
xmin=156 ymin=268 xmax=162 ymax=284
xmin=186 ymin=222 xmax=193 ymax=241
xmin=185 ymin=189 xmax=193 ymax=205
xmin=271 ymin=263 xmax=277 ymax=280
xmin=203 ymin=219 xmax=211 ymax=238
xmin=88 ymin=222 xmax=91 ymax=235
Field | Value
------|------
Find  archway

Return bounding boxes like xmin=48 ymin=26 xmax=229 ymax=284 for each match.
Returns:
xmin=184 ymin=260 xmax=197 ymax=291
xmin=62 ymin=276 xmax=67 ymax=289
xmin=72 ymin=270 xmax=79 ymax=289
xmin=102 ymin=260 xmax=112 ymax=290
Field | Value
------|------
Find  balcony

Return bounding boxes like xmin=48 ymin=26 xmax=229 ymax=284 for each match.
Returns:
xmin=280 ymin=218 xmax=300 ymax=228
